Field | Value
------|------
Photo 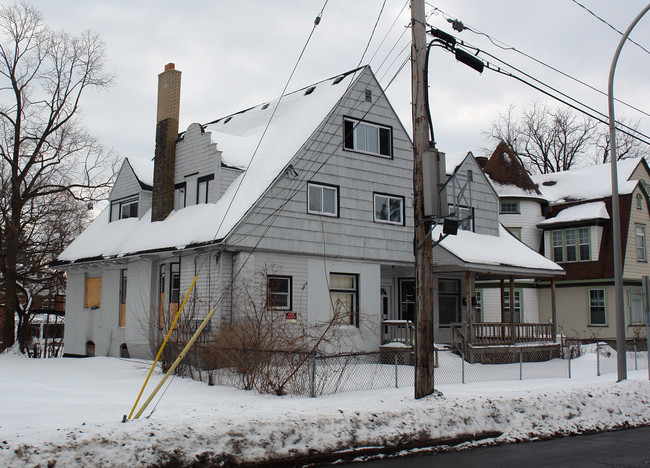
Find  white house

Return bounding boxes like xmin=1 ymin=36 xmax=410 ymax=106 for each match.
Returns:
xmin=54 ymin=65 xmax=563 ymax=360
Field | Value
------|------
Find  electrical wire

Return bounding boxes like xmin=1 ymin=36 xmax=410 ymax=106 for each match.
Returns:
xmin=457 ymin=41 xmax=650 ymax=144
xmin=453 ymin=44 xmax=650 ymax=146
xmin=571 ymin=0 xmax=650 ymax=56
xmin=424 ymin=2 xmax=650 ymax=120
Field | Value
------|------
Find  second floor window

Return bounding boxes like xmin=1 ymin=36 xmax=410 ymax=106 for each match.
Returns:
xmin=500 ymin=200 xmax=519 ymax=214
xmin=343 ymin=118 xmax=392 ymax=158
xmin=636 ymin=225 xmax=647 ymax=261
xmin=174 ymin=183 xmax=186 ymax=210
xmin=308 ymin=182 xmax=338 ymax=217
xmin=551 ymin=227 xmax=591 ymax=263
xmin=374 ymin=193 xmax=404 ymax=225
xmin=197 ymin=174 xmax=214 ymax=204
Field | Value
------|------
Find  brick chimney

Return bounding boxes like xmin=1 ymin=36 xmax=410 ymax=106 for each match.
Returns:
xmin=152 ymin=63 xmax=182 ymax=222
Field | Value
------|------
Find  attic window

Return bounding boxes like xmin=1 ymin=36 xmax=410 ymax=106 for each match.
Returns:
xmin=365 ymin=89 xmax=372 ymax=102
xmin=304 ymin=86 xmax=316 ymax=96
xmin=542 ymin=181 xmax=557 ymax=186
xmin=224 ymin=116 xmax=233 ymax=124
xmin=262 ymin=103 xmax=269 ymax=110
xmin=333 ymin=75 xmax=345 ymax=85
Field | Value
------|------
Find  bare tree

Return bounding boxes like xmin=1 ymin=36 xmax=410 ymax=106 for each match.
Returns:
xmin=0 ymin=2 xmax=115 ymax=351
xmin=486 ymin=101 xmax=598 ymax=174
xmin=593 ymin=117 xmax=644 ymax=164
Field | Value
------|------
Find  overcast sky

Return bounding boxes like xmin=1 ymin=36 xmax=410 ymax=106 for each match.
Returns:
xmin=26 ymin=0 xmax=650 ymax=169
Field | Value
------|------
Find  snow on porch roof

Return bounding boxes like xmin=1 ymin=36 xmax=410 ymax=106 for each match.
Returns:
xmin=433 ymin=224 xmax=564 ymax=277
xmin=57 ymin=68 xmax=362 ymax=263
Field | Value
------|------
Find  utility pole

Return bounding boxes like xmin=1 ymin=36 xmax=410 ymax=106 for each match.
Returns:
xmin=411 ymin=0 xmax=436 ymax=399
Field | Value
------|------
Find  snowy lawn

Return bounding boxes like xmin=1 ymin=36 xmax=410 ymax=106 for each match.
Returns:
xmin=0 ymin=349 xmax=648 ymax=467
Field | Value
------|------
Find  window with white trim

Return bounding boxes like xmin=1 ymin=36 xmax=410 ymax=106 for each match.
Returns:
xmin=196 ymin=174 xmax=214 ymax=205
xmin=174 ymin=183 xmax=186 ymax=210
xmin=628 ymin=287 xmax=644 ymax=325
xmin=330 ymin=273 xmax=359 ymax=326
xmin=499 ymin=200 xmax=519 ymax=214
xmin=110 ymin=198 xmax=138 ymax=221
xmin=374 ymin=193 xmax=404 ymax=224
xmin=343 ymin=118 xmax=392 ymax=158
xmin=588 ymin=289 xmax=607 ymax=325
xmin=636 ymin=225 xmax=646 ymax=262
xmin=267 ymin=275 xmax=292 ymax=310
xmin=308 ymin=182 xmax=338 ymax=217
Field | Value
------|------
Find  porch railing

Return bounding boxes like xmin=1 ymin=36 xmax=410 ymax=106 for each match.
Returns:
xmin=381 ymin=320 xmax=415 ymax=347
xmin=452 ymin=322 xmax=554 ymax=348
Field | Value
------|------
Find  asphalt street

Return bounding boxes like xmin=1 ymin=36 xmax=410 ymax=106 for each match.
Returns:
xmin=332 ymin=426 xmax=650 ymax=467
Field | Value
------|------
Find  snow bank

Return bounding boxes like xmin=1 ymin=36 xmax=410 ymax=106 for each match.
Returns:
xmin=0 ymin=353 xmax=648 ymax=466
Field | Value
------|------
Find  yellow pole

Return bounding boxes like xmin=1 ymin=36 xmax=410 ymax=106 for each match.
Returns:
xmin=126 ymin=274 xmax=198 ymax=420
xmin=133 ymin=308 xmax=216 ymax=419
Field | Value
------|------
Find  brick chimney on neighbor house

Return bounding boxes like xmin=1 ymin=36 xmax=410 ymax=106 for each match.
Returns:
xmin=152 ymin=63 xmax=182 ymax=222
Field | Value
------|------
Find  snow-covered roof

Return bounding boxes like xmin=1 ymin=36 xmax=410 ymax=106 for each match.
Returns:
xmin=538 ymin=201 xmax=609 ymax=228
xmin=433 ymin=224 xmax=563 ymax=276
xmin=126 ymin=157 xmax=154 ymax=189
xmin=533 ymin=158 xmax=642 ymax=205
xmin=58 ymin=69 xmax=361 ymax=262
xmin=487 ymin=176 xmax=545 ymax=200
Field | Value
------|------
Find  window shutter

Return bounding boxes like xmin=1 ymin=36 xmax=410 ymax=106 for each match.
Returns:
xmin=85 ymin=277 xmax=101 ymax=308
xmin=379 ymin=127 xmax=391 ymax=156
xmin=344 ymin=120 xmax=354 ymax=150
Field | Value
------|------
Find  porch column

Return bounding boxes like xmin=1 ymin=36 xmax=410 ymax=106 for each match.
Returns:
xmin=551 ymin=277 xmax=557 ymax=342
xmin=509 ymin=276 xmax=515 ymax=344
xmin=500 ymin=279 xmax=505 ymax=322
xmin=466 ymin=271 xmax=473 ymax=344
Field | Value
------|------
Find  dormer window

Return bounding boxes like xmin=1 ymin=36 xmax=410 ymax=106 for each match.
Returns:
xmin=110 ymin=197 xmax=138 ymax=221
xmin=196 ymin=174 xmax=214 ymax=204
xmin=174 ymin=182 xmax=186 ymax=210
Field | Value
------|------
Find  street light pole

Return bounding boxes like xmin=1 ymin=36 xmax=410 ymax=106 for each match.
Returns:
xmin=608 ymin=3 xmax=650 ymax=383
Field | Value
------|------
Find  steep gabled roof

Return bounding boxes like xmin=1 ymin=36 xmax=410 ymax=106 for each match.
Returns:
xmin=482 ymin=141 xmax=543 ymax=199
xmin=126 ymin=157 xmax=154 ymax=190
xmin=533 ymin=157 xmax=644 ymax=205
xmin=57 ymin=68 xmax=367 ymax=263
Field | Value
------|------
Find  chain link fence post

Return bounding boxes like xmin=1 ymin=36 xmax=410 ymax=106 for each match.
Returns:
xmin=597 ymin=342 xmax=601 ymax=376
xmin=394 ymin=352 xmax=399 ymax=388
xmin=634 ymin=341 xmax=638 ymax=371
xmin=461 ymin=351 xmax=465 ymax=384
xmin=568 ymin=349 xmax=572 ymax=379
xmin=310 ymin=352 xmax=316 ymax=398
xmin=519 ymin=349 xmax=523 ymax=380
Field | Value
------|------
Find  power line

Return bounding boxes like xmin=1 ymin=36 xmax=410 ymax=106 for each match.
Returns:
xmin=425 ymin=3 xmax=650 ymax=119
xmin=571 ymin=0 xmax=650 ymax=56
xmin=458 ymin=41 xmax=650 ymax=145
xmin=452 ymin=41 xmax=650 ymax=146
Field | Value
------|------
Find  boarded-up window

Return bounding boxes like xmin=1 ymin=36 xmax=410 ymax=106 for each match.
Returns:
xmin=85 ymin=277 xmax=101 ymax=309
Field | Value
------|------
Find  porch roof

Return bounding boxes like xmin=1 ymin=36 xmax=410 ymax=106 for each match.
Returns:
xmin=432 ymin=224 xmax=564 ymax=278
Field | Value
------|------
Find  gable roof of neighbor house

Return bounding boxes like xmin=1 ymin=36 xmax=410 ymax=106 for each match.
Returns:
xmin=56 ymin=67 xmax=368 ymax=263
xmin=482 ymin=141 xmax=544 ymax=200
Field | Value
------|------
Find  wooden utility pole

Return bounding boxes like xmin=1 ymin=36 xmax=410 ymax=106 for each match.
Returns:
xmin=411 ymin=0 xmax=436 ymax=399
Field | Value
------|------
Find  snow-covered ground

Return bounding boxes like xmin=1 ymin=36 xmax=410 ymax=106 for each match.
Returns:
xmin=0 ymin=348 xmax=648 ymax=467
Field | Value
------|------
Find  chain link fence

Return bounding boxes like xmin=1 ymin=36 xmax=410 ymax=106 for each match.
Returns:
xmin=595 ymin=342 xmax=649 ymax=376
xmin=169 ymin=342 xmax=648 ymax=397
